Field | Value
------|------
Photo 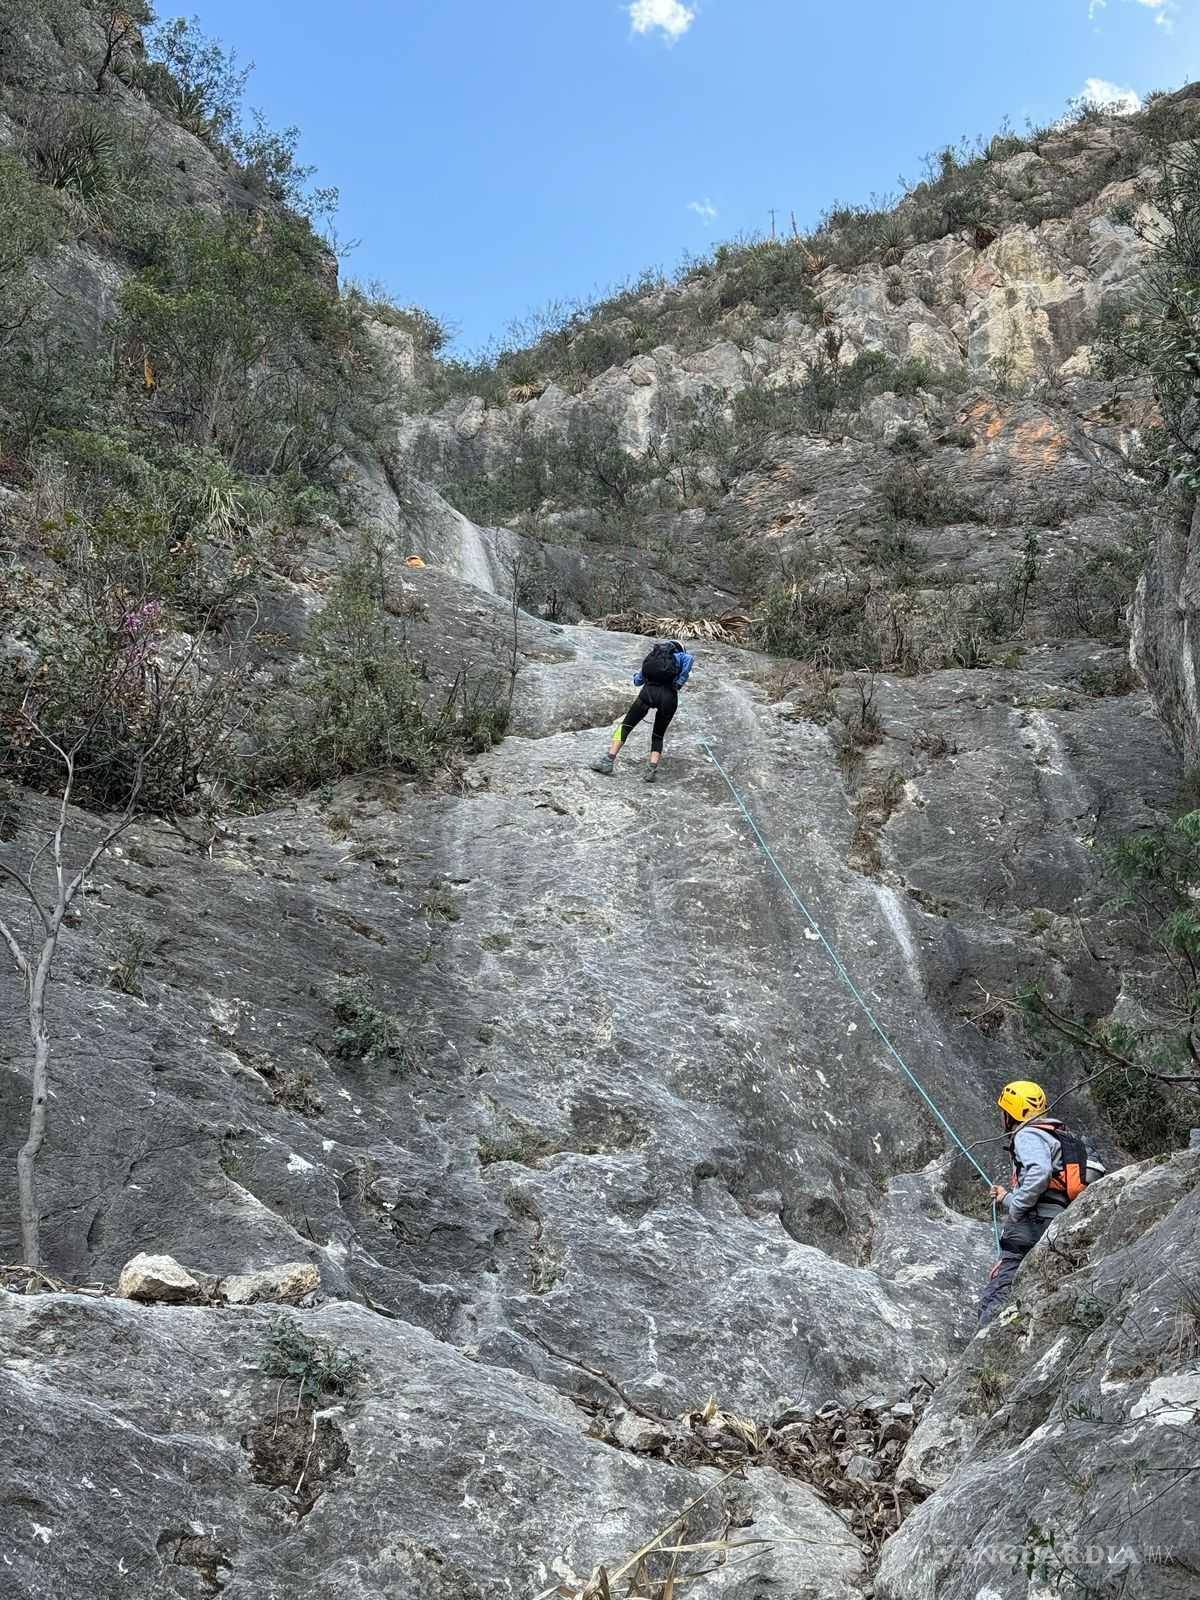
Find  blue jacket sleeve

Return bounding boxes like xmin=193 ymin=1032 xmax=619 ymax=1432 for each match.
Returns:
xmin=673 ymin=651 xmax=695 ymax=688
xmin=633 ymin=671 xmax=644 ymax=686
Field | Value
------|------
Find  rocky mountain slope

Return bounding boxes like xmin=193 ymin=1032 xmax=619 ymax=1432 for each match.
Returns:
xmin=1 ymin=13 xmax=1199 ymax=1596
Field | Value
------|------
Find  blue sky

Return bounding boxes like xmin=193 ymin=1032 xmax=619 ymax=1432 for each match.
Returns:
xmin=186 ymin=0 xmax=1198 ymax=352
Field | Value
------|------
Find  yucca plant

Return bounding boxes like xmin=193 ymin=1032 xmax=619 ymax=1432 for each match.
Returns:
xmin=35 ymin=115 xmax=117 ymax=199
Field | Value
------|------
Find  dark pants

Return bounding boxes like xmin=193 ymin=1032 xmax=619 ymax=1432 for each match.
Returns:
xmin=978 ymin=1213 xmax=1052 ymax=1327
xmin=620 ymin=685 xmax=678 ymax=754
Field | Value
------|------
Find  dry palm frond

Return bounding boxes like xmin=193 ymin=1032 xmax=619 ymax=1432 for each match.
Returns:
xmin=200 ymin=477 xmax=247 ymax=541
xmin=621 ymin=1387 xmax=930 ymax=1566
xmin=712 ymin=1411 xmax=767 ymax=1453
xmin=532 ymin=1470 xmax=745 ymax=1600
xmin=596 ymin=612 xmax=749 ymax=644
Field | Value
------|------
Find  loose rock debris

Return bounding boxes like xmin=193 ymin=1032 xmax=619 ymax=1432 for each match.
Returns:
xmin=580 ymin=1386 xmax=932 ymax=1578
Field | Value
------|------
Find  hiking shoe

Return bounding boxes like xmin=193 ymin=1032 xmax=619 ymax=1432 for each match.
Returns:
xmin=643 ymin=764 xmax=658 ymax=784
xmin=591 ymin=753 xmax=615 ymax=775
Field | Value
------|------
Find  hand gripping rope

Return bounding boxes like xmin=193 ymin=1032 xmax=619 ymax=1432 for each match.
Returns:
xmin=700 ymin=737 xmax=1002 ymax=1252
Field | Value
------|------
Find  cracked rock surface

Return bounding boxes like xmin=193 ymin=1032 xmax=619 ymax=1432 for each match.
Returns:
xmin=2 ymin=50 xmax=1199 ymax=1595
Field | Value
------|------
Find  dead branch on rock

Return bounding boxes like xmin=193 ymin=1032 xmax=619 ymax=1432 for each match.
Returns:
xmin=596 ymin=611 xmax=751 ymax=644
xmin=588 ymin=1390 xmax=930 ymax=1567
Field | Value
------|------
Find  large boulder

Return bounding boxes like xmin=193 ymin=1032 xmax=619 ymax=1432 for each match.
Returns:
xmin=117 ymin=1254 xmax=203 ymax=1305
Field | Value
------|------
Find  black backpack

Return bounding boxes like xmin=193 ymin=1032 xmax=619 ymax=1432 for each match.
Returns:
xmin=641 ymin=642 xmax=678 ymax=687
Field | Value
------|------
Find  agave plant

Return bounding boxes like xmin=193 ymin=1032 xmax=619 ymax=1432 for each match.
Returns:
xmin=36 ymin=114 xmax=117 ymax=199
xmin=167 ymin=85 xmax=216 ymax=140
xmin=877 ymin=214 xmax=911 ymax=265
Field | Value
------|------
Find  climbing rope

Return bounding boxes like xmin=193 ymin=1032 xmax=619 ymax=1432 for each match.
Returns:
xmin=700 ymin=737 xmax=1002 ymax=1250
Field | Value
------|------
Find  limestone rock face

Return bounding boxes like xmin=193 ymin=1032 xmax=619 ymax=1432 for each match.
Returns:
xmin=1133 ymin=497 xmax=1200 ymax=769
xmin=2 ymin=27 xmax=1200 ymax=1595
xmin=876 ymin=1152 xmax=1200 ymax=1600
xmin=0 ymin=1290 xmax=866 ymax=1600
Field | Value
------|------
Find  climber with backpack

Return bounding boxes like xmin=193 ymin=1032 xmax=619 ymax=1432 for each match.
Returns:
xmin=591 ymin=639 xmax=695 ymax=785
xmin=977 ymin=1079 xmax=1101 ymax=1327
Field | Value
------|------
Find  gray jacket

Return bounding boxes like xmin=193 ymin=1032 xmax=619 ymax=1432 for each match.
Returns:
xmin=1004 ymin=1125 xmax=1063 ymax=1221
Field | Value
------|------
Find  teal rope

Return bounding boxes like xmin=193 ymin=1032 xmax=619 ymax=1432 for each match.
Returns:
xmin=700 ymin=738 xmax=1002 ymax=1251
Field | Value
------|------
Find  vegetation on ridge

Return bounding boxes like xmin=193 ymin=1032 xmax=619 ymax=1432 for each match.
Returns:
xmin=398 ymin=87 xmax=1200 ymax=413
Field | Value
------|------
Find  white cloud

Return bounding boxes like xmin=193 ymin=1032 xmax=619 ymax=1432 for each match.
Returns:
xmin=628 ymin=0 xmax=697 ymax=43
xmin=1140 ymin=0 xmax=1178 ymax=28
xmin=1079 ymin=76 xmax=1143 ymax=113
xmin=688 ymin=197 xmax=718 ymax=224
xmin=1090 ymin=0 xmax=1177 ymax=29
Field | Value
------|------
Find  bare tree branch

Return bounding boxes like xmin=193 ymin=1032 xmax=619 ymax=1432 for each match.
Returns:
xmin=0 ymin=911 xmax=29 ymax=977
xmin=0 ymin=860 xmax=50 ymax=935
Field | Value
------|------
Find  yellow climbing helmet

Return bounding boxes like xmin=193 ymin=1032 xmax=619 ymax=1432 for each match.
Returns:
xmin=997 ymin=1079 xmax=1048 ymax=1122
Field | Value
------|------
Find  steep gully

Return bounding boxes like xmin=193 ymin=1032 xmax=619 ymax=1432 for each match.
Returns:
xmin=0 ymin=532 xmax=1181 ymax=1599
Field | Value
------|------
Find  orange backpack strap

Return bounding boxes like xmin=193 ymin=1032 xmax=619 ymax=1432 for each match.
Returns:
xmin=1041 ymin=1124 xmax=1089 ymax=1204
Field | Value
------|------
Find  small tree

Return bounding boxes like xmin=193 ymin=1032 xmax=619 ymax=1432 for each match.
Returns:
xmin=0 ymin=527 xmax=254 ymax=1267
xmin=560 ymin=404 xmax=648 ymax=512
xmin=95 ymin=4 xmax=153 ymax=92
xmin=1018 ymin=812 xmax=1200 ymax=1156
xmin=143 ymin=13 xmax=250 ymax=143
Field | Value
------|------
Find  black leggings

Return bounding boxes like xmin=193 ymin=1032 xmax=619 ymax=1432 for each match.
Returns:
xmin=620 ymin=685 xmax=678 ymax=754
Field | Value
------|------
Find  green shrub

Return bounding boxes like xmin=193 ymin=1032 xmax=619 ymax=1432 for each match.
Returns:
xmin=451 ymin=670 xmax=511 ymax=753
xmin=729 ymin=352 xmax=953 ymax=470
xmin=834 ymin=673 xmax=884 ymax=769
xmin=349 ymin=286 xmax=451 ymax=355
xmin=0 ymin=513 xmax=250 ymax=813
xmin=271 ymin=1069 xmax=324 ymax=1117
xmin=888 ymin=426 xmax=928 ymax=459
xmin=0 ymin=154 xmax=63 ymax=349
xmin=420 ymin=883 xmax=459 ymax=924
xmin=261 ymin=1315 xmax=362 ymax=1403
xmin=1046 ymin=546 xmax=1144 ymax=640
xmin=415 ymin=401 xmax=653 ymax=529
xmin=256 ymin=562 xmax=439 ymax=786
xmin=331 ymin=977 xmax=409 ymax=1068
xmin=757 ymin=574 xmax=879 ymax=665
xmin=1087 ymin=1053 xmax=1188 ymax=1159
xmin=120 ymin=210 xmax=381 ymax=483
xmin=0 ymin=334 xmax=102 ymax=458
xmin=1018 ymin=810 xmax=1200 ymax=1156
xmin=93 ymin=3 xmax=155 ymax=91
xmin=708 ymin=237 xmax=822 ymax=319
xmin=106 ymin=929 xmax=149 ymax=998
xmin=732 ymin=379 xmax=807 ymax=456
xmin=1077 ymin=661 xmax=1138 ymax=698
xmin=1097 ymin=139 xmax=1200 ymax=493
xmin=229 ymin=111 xmax=335 ymax=218
xmin=248 ymin=558 xmax=510 ymax=796
xmin=879 ymin=460 xmax=981 ymax=525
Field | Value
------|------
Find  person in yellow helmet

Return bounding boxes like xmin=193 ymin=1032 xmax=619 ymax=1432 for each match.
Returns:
xmin=977 ymin=1080 xmax=1095 ymax=1327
